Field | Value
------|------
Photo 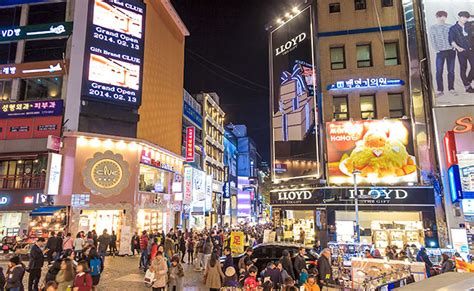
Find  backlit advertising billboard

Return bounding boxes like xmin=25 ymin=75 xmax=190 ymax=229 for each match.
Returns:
xmin=423 ymin=0 xmax=474 ymax=106
xmin=82 ymin=0 xmax=146 ymax=108
xmin=326 ymin=119 xmax=417 ymax=185
xmin=270 ymin=5 xmax=320 ymax=181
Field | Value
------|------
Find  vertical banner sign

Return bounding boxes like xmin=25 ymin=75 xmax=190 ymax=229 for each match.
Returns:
xmin=183 ymin=167 xmax=193 ymax=205
xmin=185 ymin=127 xmax=195 ymax=162
xmin=422 ymin=0 xmax=474 ymax=107
xmin=270 ymin=5 xmax=320 ymax=181
xmin=230 ymin=231 xmax=245 ymax=254
xmin=82 ymin=0 xmax=146 ymax=108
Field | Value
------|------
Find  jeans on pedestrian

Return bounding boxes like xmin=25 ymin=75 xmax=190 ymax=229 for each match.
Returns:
xmin=203 ymin=253 xmax=211 ymax=270
xmin=28 ymin=268 xmax=42 ymax=291
xmin=436 ymin=49 xmax=456 ymax=91
xmin=195 ymin=252 xmax=203 ymax=269
xmin=457 ymin=49 xmax=474 ymax=86
xmin=140 ymin=249 xmax=149 ymax=269
xmin=99 ymin=250 xmax=106 ymax=264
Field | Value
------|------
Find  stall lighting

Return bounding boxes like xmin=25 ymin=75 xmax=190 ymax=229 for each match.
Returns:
xmin=33 ymin=159 xmax=39 ymax=163
xmin=285 ymin=12 xmax=291 ymax=18
xmin=116 ymin=141 xmax=126 ymax=150
xmin=103 ymin=139 xmax=114 ymax=149
xmin=292 ymin=7 xmax=300 ymax=13
xmin=128 ymin=142 xmax=137 ymax=150
xmin=276 ymin=18 xmax=282 ymax=24
xmin=18 ymin=160 xmax=23 ymax=164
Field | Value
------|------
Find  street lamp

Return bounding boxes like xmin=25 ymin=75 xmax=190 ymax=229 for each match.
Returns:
xmin=353 ymin=168 xmax=361 ymax=243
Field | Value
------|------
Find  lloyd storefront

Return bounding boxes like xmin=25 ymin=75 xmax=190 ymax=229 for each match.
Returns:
xmin=57 ymin=132 xmax=183 ymax=255
xmin=270 ymin=187 xmax=438 ymax=249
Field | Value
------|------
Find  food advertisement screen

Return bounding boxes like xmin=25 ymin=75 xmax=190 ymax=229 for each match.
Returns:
xmin=82 ymin=0 xmax=145 ymax=108
xmin=326 ymin=119 xmax=417 ymax=185
xmin=270 ymin=5 xmax=320 ymax=181
xmin=423 ymin=0 xmax=474 ymax=107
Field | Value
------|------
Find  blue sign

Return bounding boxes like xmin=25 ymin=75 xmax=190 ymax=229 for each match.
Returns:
xmin=448 ymin=165 xmax=463 ymax=203
xmin=223 ymin=182 xmax=230 ymax=199
xmin=0 ymin=99 xmax=63 ymax=119
xmin=183 ymin=102 xmax=202 ymax=128
xmin=81 ymin=0 xmax=146 ymax=108
xmin=0 ymin=0 xmax=48 ymax=6
xmin=327 ymin=78 xmax=404 ymax=90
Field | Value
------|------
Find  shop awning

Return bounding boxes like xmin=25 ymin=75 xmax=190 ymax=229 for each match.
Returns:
xmin=30 ymin=206 xmax=66 ymax=216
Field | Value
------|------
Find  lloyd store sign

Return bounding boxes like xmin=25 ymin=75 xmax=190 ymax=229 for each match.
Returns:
xmin=274 ymin=32 xmax=306 ymax=56
xmin=271 ymin=187 xmax=435 ymax=206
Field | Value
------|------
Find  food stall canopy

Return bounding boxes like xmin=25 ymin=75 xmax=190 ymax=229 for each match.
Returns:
xmin=30 ymin=206 xmax=65 ymax=216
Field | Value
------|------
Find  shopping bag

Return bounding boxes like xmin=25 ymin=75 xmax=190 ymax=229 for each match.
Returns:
xmin=144 ymin=269 xmax=156 ymax=287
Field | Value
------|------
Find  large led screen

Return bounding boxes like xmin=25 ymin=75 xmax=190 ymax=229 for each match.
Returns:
xmin=82 ymin=0 xmax=145 ymax=108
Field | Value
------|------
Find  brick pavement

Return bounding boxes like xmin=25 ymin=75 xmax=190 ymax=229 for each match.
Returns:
xmin=0 ymin=254 xmax=206 ymax=291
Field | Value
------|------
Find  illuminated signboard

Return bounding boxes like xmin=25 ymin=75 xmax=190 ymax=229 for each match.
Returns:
xmin=82 ymin=0 xmax=146 ymax=108
xmin=185 ymin=127 xmax=195 ymax=162
xmin=326 ymin=119 xmax=417 ymax=185
xmin=183 ymin=167 xmax=192 ymax=205
xmin=0 ymin=60 xmax=66 ymax=80
xmin=0 ymin=0 xmax=49 ymax=6
xmin=0 ymin=22 xmax=72 ymax=42
xmin=0 ymin=100 xmax=63 ymax=119
xmin=327 ymin=78 xmax=404 ymax=91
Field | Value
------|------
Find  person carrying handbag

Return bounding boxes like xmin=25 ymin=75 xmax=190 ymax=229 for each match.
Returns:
xmin=149 ymin=251 xmax=168 ymax=291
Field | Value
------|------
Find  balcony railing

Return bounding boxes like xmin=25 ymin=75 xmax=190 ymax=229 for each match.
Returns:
xmin=0 ymin=174 xmax=46 ymax=190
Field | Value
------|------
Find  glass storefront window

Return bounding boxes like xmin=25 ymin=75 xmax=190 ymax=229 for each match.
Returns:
xmin=19 ymin=77 xmax=62 ymax=101
xmin=281 ymin=210 xmax=315 ymax=245
xmin=27 ymin=3 xmax=67 ymax=25
xmin=139 ymin=164 xmax=172 ymax=193
xmin=78 ymin=210 xmax=122 ymax=234
xmin=0 ymin=80 xmax=12 ymax=101
xmin=23 ymin=39 xmax=68 ymax=62
xmin=137 ymin=209 xmax=166 ymax=233
xmin=0 ymin=43 xmax=17 ymax=64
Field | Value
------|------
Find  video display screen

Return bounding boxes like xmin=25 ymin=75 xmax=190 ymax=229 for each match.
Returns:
xmin=82 ymin=0 xmax=146 ymax=108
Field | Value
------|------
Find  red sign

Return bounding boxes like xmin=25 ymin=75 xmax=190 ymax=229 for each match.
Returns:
xmin=47 ymin=135 xmax=61 ymax=151
xmin=1 ymin=116 xmax=62 ymax=140
xmin=185 ymin=127 xmax=195 ymax=162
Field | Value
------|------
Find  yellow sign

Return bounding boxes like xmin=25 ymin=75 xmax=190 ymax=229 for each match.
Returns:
xmin=83 ymin=151 xmax=130 ymax=196
xmin=230 ymin=231 xmax=245 ymax=255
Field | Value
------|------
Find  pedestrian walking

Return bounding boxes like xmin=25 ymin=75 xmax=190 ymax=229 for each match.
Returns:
xmin=87 ymin=248 xmax=103 ymax=290
xmin=279 ymin=250 xmax=295 ymax=280
xmin=317 ymin=248 xmax=332 ymax=289
xmin=56 ymin=232 xmax=64 ymax=260
xmin=55 ymin=258 xmax=75 ymax=291
xmin=164 ymin=234 xmax=174 ymax=258
xmin=74 ymin=233 xmax=84 ymax=260
xmin=194 ymin=235 xmax=204 ymax=271
xmin=5 ymin=256 xmax=25 ymax=291
xmin=85 ymin=232 xmax=94 ymax=247
xmin=46 ymin=232 xmax=58 ymax=264
xmin=28 ymin=238 xmax=46 ymax=291
xmin=109 ymin=231 xmax=117 ymax=256
xmin=294 ymin=247 xmax=307 ymax=282
xmin=178 ymin=236 xmax=186 ymax=263
xmin=150 ymin=251 xmax=168 ymax=291
xmin=139 ymin=231 xmax=149 ymax=270
xmin=73 ymin=261 xmax=92 ymax=291
xmin=0 ymin=266 xmax=5 ymax=291
xmin=186 ymin=237 xmax=194 ymax=264
xmin=202 ymin=235 xmax=212 ymax=271
xmin=417 ymin=247 xmax=434 ymax=277
xmin=204 ymin=253 xmax=224 ymax=291
xmin=62 ymin=233 xmax=74 ymax=253
xmin=223 ymin=266 xmax=238 ymax=287
xmin=168 ymin=255 xmax=184 ymax=291
xmin=91 ymin=230 xmax=98 ymax=248
xmin=131 ymin=232 xmax=140 ymax=255
xmin=97 ymin=229 xmax=110 ymax=261
xmin=149 ymin=238 xmax=159 ymax=263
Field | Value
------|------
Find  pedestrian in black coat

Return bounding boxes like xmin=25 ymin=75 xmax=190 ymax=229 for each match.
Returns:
xmin=28 ymin=238 xmax=46 ymax=291
xmin=45 ymin=232 xmax=58 ymax=264
xmin=5 ymin=256 xmax=25 ymax=291
xmin=279 ymin=250 xmax=295 ymax=280
xmin=293 ymin=247 xmax=307 ymax=281
xmin=317 ymin=248 xmax=333 ymax=289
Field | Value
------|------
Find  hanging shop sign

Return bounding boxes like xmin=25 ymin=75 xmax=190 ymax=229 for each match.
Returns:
xmin=185 ymin=127 xmax=195 ymax=162
xmin=0 ymin=22 xmax=72 ymax=43
xmin=270 ymin=4 xmax=320 ymax=181
xmin=183 ymin=167 xmax=193 ymax=205
xmin=1 ymin=99 xmax=63 ymax=119
xmin=326 ymin=119 xmax=417 ymax=185
xmin=140 ymin=150 xmax=174 ymax=171
xmin=83 ymin=150 xmax=130 ymax=196
xmin=44 ymin=153 xmax=62 ymax=195
xmin=183 ymin=102 xmax=203 ymax=128
xmin=0 ymin=190 xmax=49 ymax=210
xmin=0 ymin=60 xmax=67 ymax=80
xmin=0 ymin=116 xmax=62 ymax=140
xmin=326 ymin=78 xmax=404 ymax=91
xmin=270 ymin=187 xmax=435 ymax=206
xmin=81 ymin=0 xmax=146 ymax=108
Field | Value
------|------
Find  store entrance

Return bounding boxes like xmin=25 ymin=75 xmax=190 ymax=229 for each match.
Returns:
xmin=78 ymin=210 xmax=123 ymax=234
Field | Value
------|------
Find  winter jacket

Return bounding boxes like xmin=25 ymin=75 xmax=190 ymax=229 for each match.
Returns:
xmin=98 ymin=233 xmax=111 ymax=253
xmin=279 ymin=256 xmax=295 ymax=279
xmin=294 ymin=254 xmax=306 ymax=278
xmin=150 ymin=256 xmax=168 ymax=288
xmin=73 ymin=272 xmax=92 ymax=291
xmin=205 ymin=262 xmax=224 ymax=289
xmin=28 ymin=244 xmax=45 ymax=270
xmin=139 ymin=234 xmax=149 ymax=251
xmin=63 ymin=236 xmax=74 ymax=251
xmin=5 ymin=265 xmax=25 ymax=290
xmin=168 ymin=263 xmax=184 ymax=290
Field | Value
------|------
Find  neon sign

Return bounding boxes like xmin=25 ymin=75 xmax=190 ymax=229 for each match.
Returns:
xmin=0 ymin=22 xmax=72 ymax=43
xmin=327 ymin=78 xmax=404 ymax=90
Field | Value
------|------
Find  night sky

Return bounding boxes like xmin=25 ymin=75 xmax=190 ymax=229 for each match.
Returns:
xmin=172 ymin=0 xmax=300 ymax=162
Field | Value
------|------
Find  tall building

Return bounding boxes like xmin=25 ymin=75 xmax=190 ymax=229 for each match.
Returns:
xmin=268 ymin=1 xmax=440 ymax=248
xmin=195 ymin=92 xmax=225 ymax=226
xmin=0 ymin=0 xmax=188 ymax=245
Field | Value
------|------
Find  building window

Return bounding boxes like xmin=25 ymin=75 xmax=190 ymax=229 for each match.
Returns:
xmin=382 ymin=0 xmax=393 ymax=7
xmin=0 ymin=80 xmax=12 ymax=101
xmin=360 ymin=95 xmax=376 ymax=119
xmin=355 ymin=0 xmax=367 ymax=10
xmin=19 ymin=77 xmax=62 ymax=101
xmin=23 ymin=39 xmax=68 ymax=62
xmin=333 ymin=96 xmax=348 ymax=120
xmin=0 ymin=158 xmax=47 ymax=190
xmin=388 ymin=93 xmax=405 ymax=118
xmin=384 ymin=42 xmax=400 ymax=66
xmin=329 ymin=3 xmax=341 ymax=13
xmin=330 ymin=46 xmax=345 ymax=70
xmin=27 ymin=3 xmax=67 ymax=25
xmin=0 ymin=43 xmax=17 ymax=64
xmin=0 ymin=7 xmax=21 ymax=26
xmin=357 ymin=44 xmax=372 ymax=68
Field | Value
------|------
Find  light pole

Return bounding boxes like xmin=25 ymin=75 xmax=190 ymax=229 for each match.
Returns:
xmin=353 ymin=169 xmax=361 ymax=244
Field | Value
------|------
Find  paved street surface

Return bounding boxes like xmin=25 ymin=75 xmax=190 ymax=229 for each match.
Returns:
xmin=0 ymin=255 xmax=205 ymax=291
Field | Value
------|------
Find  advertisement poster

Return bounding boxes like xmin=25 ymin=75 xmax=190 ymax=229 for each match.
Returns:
xmin=270 ymin=5 xmax=320 ymax=181
xmin=423 ymin=0 xmax=474 ymax=106
xmin=118 ymin=225 xmax=132 ymax=256
xmin=326 ymin=119 xmax=417 ymax=185
xmin=82 ymin=0 xmax=146 ymax=108
xmin=230 ymin=231 xmax=245 ymax=254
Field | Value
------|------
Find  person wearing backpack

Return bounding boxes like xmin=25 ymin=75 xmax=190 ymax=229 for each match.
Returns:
xmin=86 ymin=248 xmax=102 ymax=290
